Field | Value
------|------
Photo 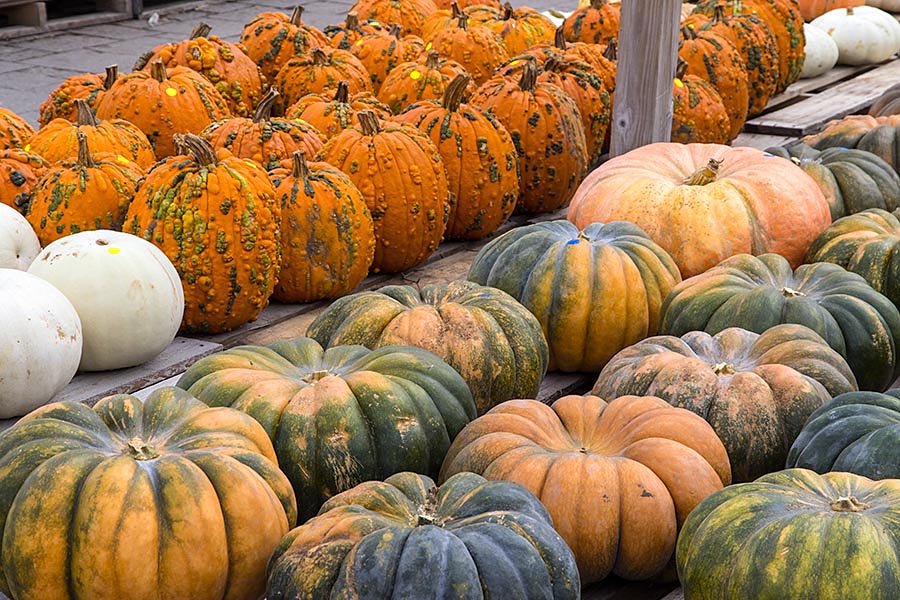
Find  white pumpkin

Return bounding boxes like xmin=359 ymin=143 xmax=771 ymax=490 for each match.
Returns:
xmin=810 ymin=6 xmax=900 ymax=65
xmin=0 ymin=268 xmax=82 ymax=418
xmin=801 ymin=23 xmax=840 ymax=78
xmin=0 ymin=203 xmax=40 ymax=270
xmin=27 ymin=230 xmax=185 ymax=372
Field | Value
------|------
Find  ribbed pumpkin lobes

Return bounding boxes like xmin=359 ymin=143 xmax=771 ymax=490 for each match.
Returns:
xmin=240 ymin=6 xmax=330 ymax=83
xmin=319 ymin=110 xmax=449 ymax=273
xmin=95 ymin=60 xmax=232 ymax=159
xmin=593 ymin=324 xmax=858 ymax=483
xmin=424 ymin=11 xmax=509 ymax=85
xmin=276 ymin=46 xmax=372 ymax=109
xmin=0 ymin=389 xmax=297 ymax=600
xmin=176 ymin=337 xmax=477 ymax=522
xmin=377 ymin=50 xmax=469 ymax=115
xmin=306 ymin=280 xmax=549 ymax=414
xmin=350 ymin=24 xmax=426 ymax=93
xmin=38 ymin=64 xmax=121 ymax=128
xmin=269 ymin=150 xmax=375 ymax=303
xmin=266 ymin=472 xmax=580 ymax=600
xmin=562 ymin=0 xmax=620 ymax=45
xmin=484 ymin=2 xmax=556 ymax=55
xmin=660 ymin=253 xmax=900 ymax=393
xmin=202 ymin=87 xmax=325 ymax=171
xmin=124 ymin=134 xmax=280 ymax=334
xmin=671 ymin=59 xmax=731 ymax=144
xmin=471 ymin=58 xmax=588 ymax=214
xmin=26 ymin=132 xmax=144 ymax=246
xmin=28 ymin=99 xmax=156 ymax=169
xmin=349 ymin=0 xmax=439 ymax=36
xmin=468 ymin=220 xmax=682 ymax=372
xmin=285 ymin=80 xmax=392 ymax=140
xmin=396 ymin=73 xmax=519 ymax=240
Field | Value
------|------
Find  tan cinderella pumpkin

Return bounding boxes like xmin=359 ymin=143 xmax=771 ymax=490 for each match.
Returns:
xmin=567 ymin=143 xmax=832 ymax=277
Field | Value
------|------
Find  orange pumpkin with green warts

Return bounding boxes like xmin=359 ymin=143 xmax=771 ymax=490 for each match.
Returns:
xmin=324 ymin=11 xmax=389 ymax=50
xmin=349 ymin=0 xmax=439 ymax=36
xmin=0 ymin=108 xmax=34 ymax=150
xmin=276 ymin=46 xmax=372 ymax=109
xmin=319 ymin=110 xmax=449 ymax=273
xmin=28 ymin=100 xmax=156 ymax=169
xmin=350 ymin=25 xmax=425 ymax=93
xmin=124 ymin=134 xmax=280 ymax=334
xmin=285 ymin=81 xmax=392 ymax=140
xmin=95 ymin=60 xmax=231 ymax=159
xmin=562 ymin=0 xmax=621 ymax=45
xmin=202 ymin=88 xmax=325 ymax=171
xmin=38 ymin=65 xmax=121 ymax=128
xmin=433 ymin=0 xmax=500 ymax=9
xmin=0 ymin=149 xmax=49 ymax=214
xmin=396 ymin=73 xmax=519 ymax=240
xmin=424 ymin=12 xmax=509 ymax=85
xmin=470 ymin=58 xmax=588 ymax=214
xmin=670 ymin=59 xmax=731 ymax=144
xmin=240 ymin=6 xmax=330 ymax=83
xmin=0 ymin=388 xmax=297 ymax=600
xmin=268 ymin=151 xmax=375 ymax=303
xmin=420 ymin=0 xmax=468 ymax=40
xmin=526 ymin=27 xmax=617 ymax=94
xmin=134 ymin=22 xmax=265 ymax=118
xmin=439 ymin=394 xmax=731 ymax=585
xmin=378 ymin=50 xmax=469 ymax=114
xmin=26 ymin=132 xmax=144 ymax=246
xmin=483 ymin=2 xmax=556 ymax=55
xmin=567 ymin=143 xmax=832 ymax=278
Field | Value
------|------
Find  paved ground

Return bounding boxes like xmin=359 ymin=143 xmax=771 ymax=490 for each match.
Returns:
xmin=0 ymin=0 xmax=572 ymax=126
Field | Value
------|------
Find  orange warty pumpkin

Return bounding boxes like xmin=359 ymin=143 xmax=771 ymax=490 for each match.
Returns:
xmin=567 ymin=143 xmax=833 ymax=278
xmin=240 ymin=6 xmax=330 ymax=83
xmin=0 ymin=108 xmax=34 ymax=151
xmin=378 ymin=50 xmax=470 ymax=114
xmin=483 ymin=2 xmax=556 ymax=55
xmin=470 ymin=58 xmax=588 ymax=213
xmin=562 ymin=0 xmax=621 ymax=45
xmin=26 ymin=132 xmax=144 ymax=246
xmin=28 ymin=100 xmax=156 ymax=169
xmin=95 ymin=60 xmax=232 ymax=159
xmin=269 ymin=151 xmax=375 ymax=303
xmin=319 ymin=110 xmax=449 ymax=273
xmin=350 ymin=25 xmax=425 ymax=93
xmin=424 ymin=13 xmax=509 ymax=85
xmin=324 ymin=11 xmax=389 ymax=50
xmin=396 ymin=74 xmax=519 ymax=240
xmin=0 ymin=148 xmax=49 ymax=213
xmin=350 ymin=0 xmax=439 ymax=36
xmin=439 ymin=394 xmax=731 ymax=584
xmin=124 ymin=134 xmax=280 ymax=334
xmin=671 ymin=60 xmax=731 ymax=144
xmin=38 ymin=65 xmax=120 ymax=128
xmin=276 ymin=46 xmax=373 ymax=109
xmin=285 ymin=80 xmax=392 ymax=140
xmin=202 ymin=88 xmax=325 ymax=171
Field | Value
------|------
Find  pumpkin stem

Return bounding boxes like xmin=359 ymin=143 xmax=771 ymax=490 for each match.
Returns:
xmin=544 ymin=55 xmax=561 ymax=73
xmin=830 ymin=496 xmax=869 ymax=512
xmin=847 ymin=6 xmax=855 ymax=15
xmin=126 ymin=437 xmax=161 ymax=460
xmin=311 ymin=47 xmax=328 ymax=66
xmin=681 ymin=24 xmax=698 ymax=40
xmin=357 ymin=110 xmax=382 ymax=136
xmin=554 ymin=25 xmax=566 ymax=50
xmin=290 ymin=5 xmax=304 ymax=27
xmin=675 ymin=57 xmax=688 ymax=81
xmin=417 ymin=485 xmax=441 ymax=527
xmin=291 ymin=150 xmax=310 ymax=180
xmin=178 ymin=133 xmax=218 ymax=167
xmin=683 ymin=158 xmax=721 ymax=185
xmin=253 ymin=87 xmax=280 ymax=123
xmin=75 ymin=131 xmax=96 ymax=169
xmin=455 ymin=11 xmax=468 ymax=29
xmin=443 ymin=74 xmax=471 ymax=111
xmin=301 ymin=369 xmax=330 ymax=383
xmin=75 ymin=99 xmax=99 ymax=127
xmin=713 ymin=4 xmax=727 ymax=23
xmin=424 ymin=50 xmax=440 ymax=70
xmin=190 ymin=21 xmax=212 ymax=40
xmin=104 ymin=64 xmax=118 ymax=91
xmin=590 ymin=0 xmax=606 ymax=8
xmin=517 ymin=58 xmax=538 ymax=92
xmin=713 ymin=362 xmax=736 ymax=376
xmin=389 ymin=23 xmax=402 ymax=39
xmin=602 ymin=38 xmax=618 ymax=61
xmin=345 ymin=11 xmax=359 ymax=29
xmin=450 ymin=0 xmax=462 ymax=19
xmin=501 ymin=1 xmax=514 ymax=20
xmin=150 ymin=59 xmax=168 ymax=82
xmin=781 ymin=286 xmax=806 ymax=297
xmin=333 ymin=80 xmax=350 ymax=104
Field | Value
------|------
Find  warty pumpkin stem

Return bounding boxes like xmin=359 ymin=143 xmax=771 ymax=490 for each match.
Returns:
xmin=683 ymin=158 xmax=721 ymax=185
xmin=190 ymin=21 xmax=213 ymax=40
xmin=333 ymin=80 xmax=350 ymax=104
xmin=518 ymin=59 xmax=538 ymax=92
xmin=443 ymin=74 xmax=471 ymax=111
xmin=345 ymin=12 xmax=359 ymax=29
xmin=311 ymin=47 xmax=328 ymax=66
xmin=180 ymin=134 xmax=218 ymax=167
xmin=455 ymin=12 xmax=468 ymax=29
xmin=150 ymin=60 xmax=168 ymax=82
xmin=75 ymin=131 xmax=97 ymax=169
xmin=554 ymin=25 xmax=566 ymax=50
xmin=424 ymin=51 xmax=440 ymax=70
xmin=502 ymin=1 xmax=514 ymax=20
xmin=253 ymin=87 xmax=280 ymax=123
xmin=357 ymin=110 xmax=382 ymax=136
xmin=75 ymin=99 xmax=99 ymax=127
xmin=291 ymin=150 xmax=310 ymax=181
xmin=104 ymin=64 xmax=118 ymax=91
xmin=290 ymin=5 xmax=304 ymax=27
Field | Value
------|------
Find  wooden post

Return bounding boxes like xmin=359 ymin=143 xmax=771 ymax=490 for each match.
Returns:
xmin=609 ymin=0 xmax=682 ymax=157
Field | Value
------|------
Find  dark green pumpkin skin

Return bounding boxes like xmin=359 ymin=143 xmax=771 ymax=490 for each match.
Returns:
xmin=806 ymin=208 xmax=900 ymax=310
xmin=467 ymin=219 xmax=682 ymax=372
xmin=857 ymin=124 xmax=900 ymax=176
xmin=676 ymin=468 xmax=900 ymax=600
xmin=765 ymin=144 xmax=900 ymax=221
xmin=176 ymin=337 xmax=477 ymax=522
xmin=660 ymin=253 xmax=900 ymax=392
xmin=266 ymin=471 xmax=581 ymax=600
xmin=787 ymin=389 xmax=900 ymax=480
xmin=305 ymin=280 xmax=549 ymax=415
xmin=593 ymin=324 xmax=858 ymax=482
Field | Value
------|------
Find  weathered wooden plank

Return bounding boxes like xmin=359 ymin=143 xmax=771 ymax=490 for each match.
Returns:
xmin=536 ymin=371 xmax=594 ymax=404
xmin=731 ymin=132 xmax=797 ymax=150
xmin=609 ymin=0 xmax=682 ymax=156
xmin=744 ymin=59 xmax=900 ymax=135
xmin=757 ymin=64 xmax=876 ymax=115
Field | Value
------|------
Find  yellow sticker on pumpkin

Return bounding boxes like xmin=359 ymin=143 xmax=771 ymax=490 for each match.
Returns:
xmin=509 ymin=59 xmax=520 ymax=66
xmin=674 ymin=79 xmax=684 ymax=87
xmin=116 ymin=155 xmax=130 ymax=164
xmin=165 ymin=87 xmax=178 ymax=97
xmin=356 ymin=39 xmax=364 ymax=46
xmin=107 ymin=247 xmax=121 ymax=255
xmin=410 ymin=70 xmax=421 ymax=80
xmin=24 ymin=144 xmax=30 ymax=151
xmin=425 ymin=42 xmax=432 ymax=51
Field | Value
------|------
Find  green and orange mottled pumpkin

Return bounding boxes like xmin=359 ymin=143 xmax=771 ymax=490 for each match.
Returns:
xmin=239 ymin=6 xmax=330 ymax=83
xmin=268 ymin=150 xmax=375 ymax=303
xmin=0 ymin=148 xmax=49 ymax=214
xmin=284 ymin=80 xmax=392 ymax=140
xmin=0 ymin=107 xmax=34 ymax=150
xmin=349 ymin=25 xmax=426 ymax=93
xmin=349 ymin=0 xmax=439 ymax=35
xmin=562 ymin=0 xmax=620 ymax=45
xmin=0 ymin=387 xmax=297 ymax=600
xmin=424 ymin=12 xmax=509 ymax=85
xmin=593 ymin=324 xmax=858 ymax=482
xmin=124 ymin=134 xmax=280 ymax=334
xmin=377 ymin=50 xmax=470 ymax=114
xmin=176 ymin=337 xmax=477 ymax=521
xmin=670 ymin=59 xmax=731 ymax=144
xmin=306 ymin=279 xmax=549 ymax=414
xmin=483 ymin=2 xmax=556 ymax=55
xmin=38 ymin=65 xmax=121 ymax=128
xmin=276 ymin=46 xmax=373 ymax=108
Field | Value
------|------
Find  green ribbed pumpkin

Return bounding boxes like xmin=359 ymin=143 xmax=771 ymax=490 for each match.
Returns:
xmin=176 ymin=337 xmax=477 ymax=522
xmin=593 ymin=324 xmax=858 ymax=483
xmin=676 ymin=469 xmax=900 ymax=600
xmin=306 ymin=280 xmax=548 ymax=415
xmin=467 ymin=219 xmax=682 ymax=372
xmin=787 ymin=389 xmax=900 ymax=480
xmin=265 ymin=471 xmax=581 ymax=600
xmin=0 ymin=388 xmax=297 ymax=600
xmin=806 ymin=208 xmax=900 ymax=309
xmin=660 ymin=253 xmax=900 ymax=392
xmin=765 ymin=144 xmax=900 ymax=221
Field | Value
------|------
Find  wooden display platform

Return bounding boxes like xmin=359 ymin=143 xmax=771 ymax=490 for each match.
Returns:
xmin=0 ymin=0 xmax=133 ymax=39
